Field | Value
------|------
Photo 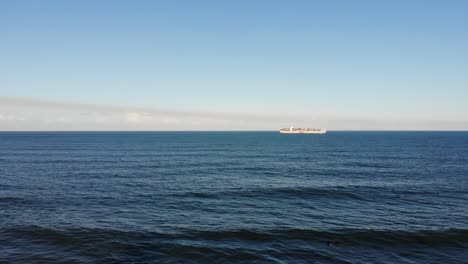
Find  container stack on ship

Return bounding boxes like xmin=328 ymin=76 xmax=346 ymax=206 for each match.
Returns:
xmin=279 ymin=126 xmax=327 ymax=134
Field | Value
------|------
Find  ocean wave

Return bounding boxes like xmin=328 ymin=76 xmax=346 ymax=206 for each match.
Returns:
xmin=179 ymin=186 xmax=386 ymax=201
xmin=190 ymin=228 xmax=468 ymax=246
xmin=343 ymin=161 xmax=398 ymax=169
xmin=0 ymin=196 xmax=29 ymax=205
xmin=3 ymin=226 xmax=467 ymax=247
xmin=2 ymin=226 xmax=466 ymax=264
xmin=178 ymin=184 xmax=462 ymax=203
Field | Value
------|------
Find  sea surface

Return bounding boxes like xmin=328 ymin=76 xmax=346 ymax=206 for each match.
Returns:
xmin=0 ymin=131 xmax=467 ymax=264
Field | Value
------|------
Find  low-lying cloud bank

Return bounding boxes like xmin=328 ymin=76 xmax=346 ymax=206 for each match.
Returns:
xmin=0 ymin=97 xmax=467 ymax=131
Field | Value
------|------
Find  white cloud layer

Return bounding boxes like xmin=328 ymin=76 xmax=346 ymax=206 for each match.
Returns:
xmin=0 ymin=97 xmax=467 ymax=131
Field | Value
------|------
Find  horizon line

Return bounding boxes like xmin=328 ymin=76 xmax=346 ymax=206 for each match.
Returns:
xmin=1 ymin=130 xmax=467 ymax=132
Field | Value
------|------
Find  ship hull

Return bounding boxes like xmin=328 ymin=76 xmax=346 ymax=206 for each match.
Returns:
xmin=279 ymin=129 xmax=326 ymax=134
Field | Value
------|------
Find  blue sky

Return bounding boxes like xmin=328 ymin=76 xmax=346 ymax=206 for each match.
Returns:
xmin=1 ymin=0 xmax=467 ymax=130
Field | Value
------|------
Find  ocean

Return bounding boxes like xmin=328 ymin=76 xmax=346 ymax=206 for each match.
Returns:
xmin=0 ymin=131 xmax=467 ymax=263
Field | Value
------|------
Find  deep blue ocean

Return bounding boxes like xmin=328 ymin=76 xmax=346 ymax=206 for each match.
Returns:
xmin=0 ymin=131 xmax=467 ymax=263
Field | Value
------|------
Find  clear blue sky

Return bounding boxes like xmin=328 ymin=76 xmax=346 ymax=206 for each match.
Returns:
xmin=1 ymin=0 xmax=467 ymax=130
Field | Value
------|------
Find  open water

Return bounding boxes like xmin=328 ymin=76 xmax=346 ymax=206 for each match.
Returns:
xmin=0 ymin=131 xmax=467 ymax=263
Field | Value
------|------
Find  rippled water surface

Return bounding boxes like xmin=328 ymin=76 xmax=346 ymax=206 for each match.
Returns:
xmin=1 ymin=132 xmax=467 ymax=263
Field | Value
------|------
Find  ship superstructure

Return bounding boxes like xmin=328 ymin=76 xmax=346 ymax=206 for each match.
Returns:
xmin=279 ymin=126 xmax=326 ymax=134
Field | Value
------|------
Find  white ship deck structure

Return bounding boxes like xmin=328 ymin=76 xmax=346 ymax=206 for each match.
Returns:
xmin=279 ymin=126 xmax=327 ymax=134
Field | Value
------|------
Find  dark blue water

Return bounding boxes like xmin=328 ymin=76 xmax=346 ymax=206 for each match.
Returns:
xmin=1 ymin=132 xmax=467 ymax=263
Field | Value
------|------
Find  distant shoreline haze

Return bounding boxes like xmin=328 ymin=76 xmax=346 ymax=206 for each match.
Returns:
xmin=1 ymin=97 xmax=467 ymax=131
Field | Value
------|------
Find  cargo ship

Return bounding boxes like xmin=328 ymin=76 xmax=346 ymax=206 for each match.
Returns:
xmin=279 ymin=126 xmax=327 ymax=134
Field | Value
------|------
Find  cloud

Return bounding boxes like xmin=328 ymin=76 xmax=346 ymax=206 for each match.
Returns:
xmin=0 ymin=97 xmax=467 ymax=131
xmin=125 ymin=112 xmax=142 ymax=123
xmin=124 ymin=112 xmax=154 ymax=123
xmin=0 ymin=113 xmax=25 ymax=121
xmin=0 ymin=97 xmax=260 ymax=130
